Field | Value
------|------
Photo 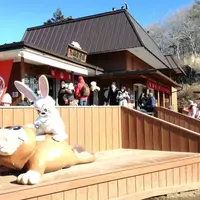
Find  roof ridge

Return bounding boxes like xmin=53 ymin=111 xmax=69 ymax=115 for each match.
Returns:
xmin=124 ymin=11 xmax=171 ymax=69
xmin=0 ymin=41 xmax=25 ymax=49
xmin=170 ymin=55 xmax=185 ymax=74
xmin=123 ymin=11 xmax=143 ymax=47
xmin=126 ymin=11 xmax=163 ymax=52
xmin=26 ymin=9 xmax=126 ymax=31
xmin=164 ymin=54 xmax=176 ymax=73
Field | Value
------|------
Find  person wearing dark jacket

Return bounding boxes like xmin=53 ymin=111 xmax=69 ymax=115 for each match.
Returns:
xmin=63 ymin=83 xmax=75 ymax=105
xmin=106 ymin=82 xmax=119 ymax=105
xmin=144 ymin=92 xmax=156 ymax=112
xmin=17 ymin=97 xmax=32 ymax=106
xmin=90 ymin=81 xmax=100 ymax=106
xmin=58 ymin=81 xmax=67 ymax=106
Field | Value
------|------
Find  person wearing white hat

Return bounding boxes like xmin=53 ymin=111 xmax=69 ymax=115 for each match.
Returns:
xmin=188 ymin=100 xmax=199 ymax=118
xmin=63 ymin=82 xmax=76 ymax=106
xmin=90 ymin=81 xmax=100 ymax=106
xmin=0 ymin=93 xmax=12 ymax=106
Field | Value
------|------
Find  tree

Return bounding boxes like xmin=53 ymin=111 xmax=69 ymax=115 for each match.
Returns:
xmin=44 ymin=8 xmax=72 ymax=25
xmin=176 ymin=65 xmax=199 ymax=84
xmin=146 ymin=23 xmax=174 ymax=55
xmin=145 ymin=1 xmax=200 ymax=108
xmin=146 ymin=1 xmax=200 ymax=68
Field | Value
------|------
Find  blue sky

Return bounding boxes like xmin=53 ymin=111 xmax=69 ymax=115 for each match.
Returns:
xmin=0 ymin=0 xmax=194 ymax=45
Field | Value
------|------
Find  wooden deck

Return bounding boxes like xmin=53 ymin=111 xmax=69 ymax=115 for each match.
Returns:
xmin=1 ymin=149 xmax=200 ymax=200
xmin=155 ymin=106 xmax=200 ymax=133
xmin=1 ymin=106 xmax=200 ymax=199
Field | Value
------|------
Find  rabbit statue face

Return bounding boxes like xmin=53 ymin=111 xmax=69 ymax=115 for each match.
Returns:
xmin=34 ymin=96 xmax=56 ymax=117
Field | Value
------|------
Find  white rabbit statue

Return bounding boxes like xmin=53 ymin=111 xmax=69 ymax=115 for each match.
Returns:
xmin=14 ymin=75 xmax=68 ymax=142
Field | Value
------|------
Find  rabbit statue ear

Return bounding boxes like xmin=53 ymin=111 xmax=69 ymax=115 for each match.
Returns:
xmin=39 ymin=75 xmax=49 ymax=98
xmin=14 ymin=81 xmax=37 ymax=101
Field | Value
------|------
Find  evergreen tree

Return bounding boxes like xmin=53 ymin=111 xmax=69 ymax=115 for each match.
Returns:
xmin=44 ymin=8 xmax=70 ymax=25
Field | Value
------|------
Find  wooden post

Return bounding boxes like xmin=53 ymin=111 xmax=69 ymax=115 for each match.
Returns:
xmin=71 ymin=71 xmax=74 ymax=83
xmin=20 ymin=57 xmax=25 ymax=82
xmin=20 ymin=57 xmax=25 ymax=100
xmin=157 ymin=91 xmax=160 ymax=107
xmin=117 ymin=79 xmax=120 ymax=88
xmin=171 ymin=87 xmax=178 ymax=112
xmin=163 ymin=92 xmax=166 ymax=108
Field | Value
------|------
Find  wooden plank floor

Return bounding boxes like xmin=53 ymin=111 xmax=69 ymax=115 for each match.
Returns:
xmin=1 ymin=149 xmax=200 ymax=200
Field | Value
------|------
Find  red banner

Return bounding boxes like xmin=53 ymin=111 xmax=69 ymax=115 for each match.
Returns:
xmin=0 ymin=60 xmax=13 ymax=101
xmin=148 ymin=81 xmax=171 ymax=94
xmin=194 ymin=98 xmax=200 ymax=101
xmin=51 ymin=68 xmax=71 ymax=81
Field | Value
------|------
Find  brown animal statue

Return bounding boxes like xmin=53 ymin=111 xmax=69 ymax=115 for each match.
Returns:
xmin=0 ymin=125 xmax=95 ymax=185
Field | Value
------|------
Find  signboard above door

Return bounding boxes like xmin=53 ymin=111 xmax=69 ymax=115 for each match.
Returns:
xmin=147 ymin=80 xmax=171 ymax=94
xmin=51 ymin=68 xmax=71 ymax=81
xmin=66 ymin=43 xmax=87 ymax=63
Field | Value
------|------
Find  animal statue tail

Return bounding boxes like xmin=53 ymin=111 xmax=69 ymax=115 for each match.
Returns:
xmin=72 ymin=145 xmax=96 ymax=164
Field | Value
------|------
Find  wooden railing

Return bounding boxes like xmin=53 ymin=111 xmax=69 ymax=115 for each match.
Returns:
xmin=155 ymin=107 xmax=200 ymax=133
xmin=0 ymin=106 xmax=122 ymax=153
xmin=121 ymin=107 xmax=200 ymax=153
xmin=1 ymin=106 xmax=200 ymax=153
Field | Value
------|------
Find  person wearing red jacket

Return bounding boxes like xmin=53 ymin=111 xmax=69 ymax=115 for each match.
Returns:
xmin=75 ymin=76 xmax=90 ymax=106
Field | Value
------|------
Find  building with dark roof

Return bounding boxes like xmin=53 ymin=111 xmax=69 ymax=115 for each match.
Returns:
xmin=0 ymin=9 xmax=184 ymax=109
xmin=0 ymin=41 xmax=103 ymax=105
xmin=23 ymin=9 xmax=170 ymax=70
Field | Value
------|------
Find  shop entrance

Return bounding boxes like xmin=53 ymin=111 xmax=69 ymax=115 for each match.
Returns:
xmin=159 ymin=92 xmax=164 ymax=107
xmin=47 ymin=77 xmax=56 ymax=100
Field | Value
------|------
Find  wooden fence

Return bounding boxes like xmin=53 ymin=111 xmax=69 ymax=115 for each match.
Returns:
xmin=0 ymin=106 xmax=122 ymax=153
xmin=1 ymin=106 xmax=200 ymax=153
xmin=121 ymin=107 xmax=200 ymax=153
xmin=155 ymin=107 xmax=200 ymax=133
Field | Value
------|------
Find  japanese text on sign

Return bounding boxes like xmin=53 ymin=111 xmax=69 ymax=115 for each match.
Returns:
xmin=67 ymin=46 xmax=87 ymax=63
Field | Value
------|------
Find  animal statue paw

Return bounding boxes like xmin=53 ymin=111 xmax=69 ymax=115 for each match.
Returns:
xmin=34 ymin=121 xmax=41 ymax=129
xmin=17 ymin=170 xmax=41 ymax=185
xmin=52 ymin=134 xmax=68 ymax=142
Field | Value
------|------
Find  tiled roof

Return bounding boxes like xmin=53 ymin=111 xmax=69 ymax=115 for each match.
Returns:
xmin=22 ymin=9 xmax=170 ymax=69
xmin=165 ymin=55 xmax=185 ymax=75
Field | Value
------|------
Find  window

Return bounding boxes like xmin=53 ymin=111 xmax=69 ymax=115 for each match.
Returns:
xmin=24 ymin=76 xmax=38 ymax=95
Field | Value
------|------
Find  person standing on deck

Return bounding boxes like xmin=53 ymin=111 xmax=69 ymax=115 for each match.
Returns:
xmin=0 ymin=93 xmax=12 ymax=106
xmin=106 ymin=82 xmax=119 ymax=106
xmin=58 ymin=81 xmax=68 ymax=106
xmin=90 ymin=81 xmax=100 ymax=106
xmin=116 ymin=86 xmax=130 ymax=107
xmin=188 ymin=100 xmax=199 ymax=119
xmin=75 ymin=76 xmax=90 ymax=106
xmin=144 ymin=92 xmax=156 ymax=112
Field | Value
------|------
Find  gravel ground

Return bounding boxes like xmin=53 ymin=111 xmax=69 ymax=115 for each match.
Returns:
xmin=145 ymin=190 xmax=200 ymax=200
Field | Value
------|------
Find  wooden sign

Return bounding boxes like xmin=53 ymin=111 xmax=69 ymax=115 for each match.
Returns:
xmin=67 ymin=45 xmax=87 ymax=63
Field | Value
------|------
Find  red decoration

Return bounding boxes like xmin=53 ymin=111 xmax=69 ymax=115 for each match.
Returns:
xmin=0 ymin=60 xmax=13 ymax=101
xmin=194 ymin=98 xmax=200 ymax=101
xmin=148 ymin=81 xmax=171 ymax=94
xmin=51 ymin=68 xmax=71 ymax=81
